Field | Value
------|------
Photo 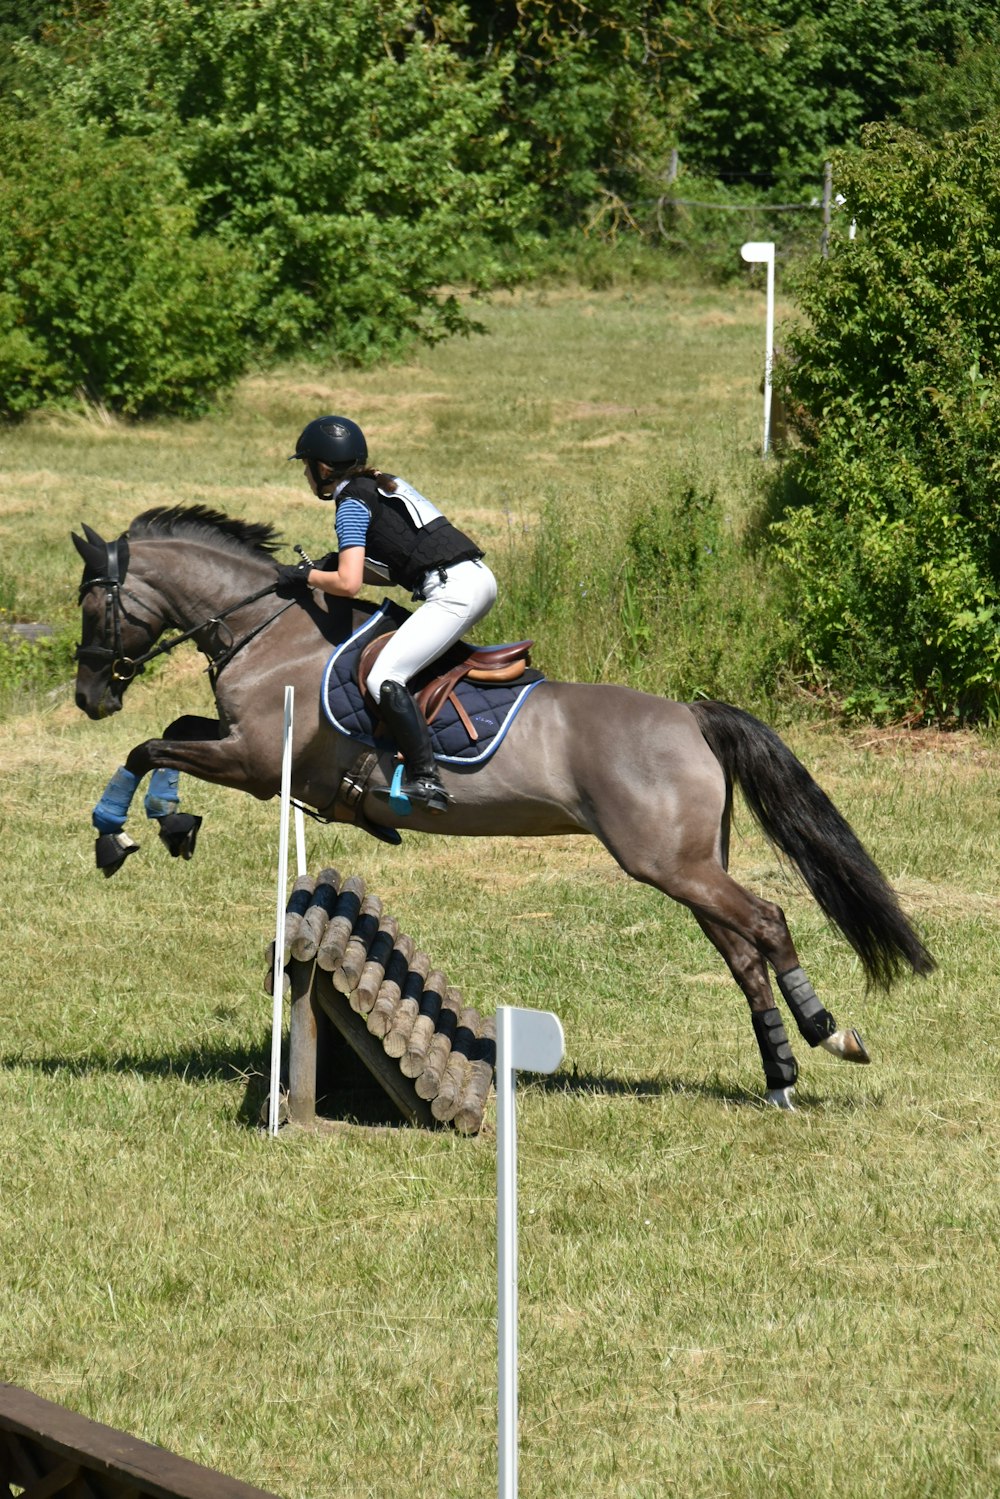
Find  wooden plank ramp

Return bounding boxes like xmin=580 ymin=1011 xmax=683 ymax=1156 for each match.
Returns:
xmin=0 ymin=1383 xmax=279 ymax=1499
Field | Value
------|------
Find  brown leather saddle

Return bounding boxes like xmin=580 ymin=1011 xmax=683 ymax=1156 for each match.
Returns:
xmin=358 ymin=632 xmax=533 ymax=744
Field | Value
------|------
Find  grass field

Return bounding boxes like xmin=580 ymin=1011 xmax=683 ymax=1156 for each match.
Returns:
xmin=1 ymin=280 xmax=998 ymax=1498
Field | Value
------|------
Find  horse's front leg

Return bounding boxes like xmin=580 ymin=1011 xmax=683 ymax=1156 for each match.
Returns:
xmin=91 ymin=715 xmax=224 ymax=876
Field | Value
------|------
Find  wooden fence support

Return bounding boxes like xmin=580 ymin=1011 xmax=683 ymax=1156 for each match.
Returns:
xmin=287 ymin=956 xmax=320 ymax=1130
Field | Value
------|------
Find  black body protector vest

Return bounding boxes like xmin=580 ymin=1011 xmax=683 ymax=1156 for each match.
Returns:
xmin=337 ymin=475 xmax=483 ymax=594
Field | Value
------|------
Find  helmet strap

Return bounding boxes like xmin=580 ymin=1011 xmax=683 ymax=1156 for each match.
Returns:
xmin=305 ymin=457 xmax=337 ymax=498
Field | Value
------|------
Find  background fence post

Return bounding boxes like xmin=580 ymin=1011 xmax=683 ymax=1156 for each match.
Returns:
xmin=821 ymin=161 xmax=832 ymax=257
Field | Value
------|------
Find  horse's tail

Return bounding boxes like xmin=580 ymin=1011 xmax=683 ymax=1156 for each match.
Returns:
xmin=690 ymin=699 xmax=935 ymax=988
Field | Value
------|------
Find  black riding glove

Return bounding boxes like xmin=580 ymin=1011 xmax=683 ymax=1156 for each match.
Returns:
xmin=274 ymin=560 xmax=313 ymax=590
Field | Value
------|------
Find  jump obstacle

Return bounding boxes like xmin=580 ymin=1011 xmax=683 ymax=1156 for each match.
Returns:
xmin=264 ymin=868 xmax=497 ymax=1135
xmin=265 ymin=872 xmax=564 ymax=1499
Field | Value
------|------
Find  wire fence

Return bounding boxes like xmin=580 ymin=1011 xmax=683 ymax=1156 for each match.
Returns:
xmin=587 ymin=157 xmax=843 ymax=260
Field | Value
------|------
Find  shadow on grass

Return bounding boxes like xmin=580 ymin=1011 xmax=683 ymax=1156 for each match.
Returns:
xmin=0 ymin=1033 xmax=412 ymax=1130
xmin=521 ymin=1068 xmax=880 ymax=1112
xmin=520 ymin=1068 xmax=762 ymax=1108
xmin=4 ymin=1043 xmax=863 ymax=1123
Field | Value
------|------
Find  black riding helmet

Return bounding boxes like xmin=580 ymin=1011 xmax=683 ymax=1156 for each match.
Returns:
xmin=289 ymin=415 xmax=368 ymax=497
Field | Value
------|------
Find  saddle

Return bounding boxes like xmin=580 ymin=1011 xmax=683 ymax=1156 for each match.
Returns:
xmin=358 ymin=632 xmax=533 ymax=744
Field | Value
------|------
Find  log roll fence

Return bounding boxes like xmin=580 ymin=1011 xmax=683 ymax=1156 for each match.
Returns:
xmin=264 ymin=869 xmax=497 ymax=1135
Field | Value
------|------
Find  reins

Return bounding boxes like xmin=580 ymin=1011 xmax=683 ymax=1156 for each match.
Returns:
xmin=76 ymin=540 xmax=296 ymax=684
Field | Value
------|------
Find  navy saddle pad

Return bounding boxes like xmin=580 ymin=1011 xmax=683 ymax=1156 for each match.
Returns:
xmin=321 ymin=600 xmax=545 ymax=766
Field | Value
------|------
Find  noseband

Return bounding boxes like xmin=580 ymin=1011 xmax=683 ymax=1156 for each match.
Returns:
xmin=76 ymin=535 xmax=295 ymax=684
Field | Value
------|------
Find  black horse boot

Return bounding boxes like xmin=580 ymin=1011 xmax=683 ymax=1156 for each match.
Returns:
xmin=374 ymin=679 xmax=452 ymax=815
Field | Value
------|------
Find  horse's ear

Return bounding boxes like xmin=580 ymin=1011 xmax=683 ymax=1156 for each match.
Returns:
xmin=72 ymin=529 xmax=106 ymax=578
xmin=81 ymin=522 xmax=106 ymax=549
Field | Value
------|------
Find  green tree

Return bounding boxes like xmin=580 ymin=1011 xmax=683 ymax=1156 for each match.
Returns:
xmin=17 ymin=0 xmax=536 ymax=361
xmin=460 ymin=0 xmax=1000 ymax=206
xmin=771 ymin=124 xmax=1000 ymax=721
xmin=902 ymin=34 xmax=1000 ymax=137
xmin=460 ymin=2 xmax=675 ymax=224
xmin=0 ymin=112 xmax=255 ymax=416
xmin=668 ymin=0 xmax=999 ymax=188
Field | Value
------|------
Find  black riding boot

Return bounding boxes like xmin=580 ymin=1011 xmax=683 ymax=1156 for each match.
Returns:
xmin=374 ymin=679 xmax=451 ymax=815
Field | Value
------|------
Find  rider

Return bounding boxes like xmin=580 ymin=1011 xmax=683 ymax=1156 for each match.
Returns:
xmin=281 ymin=415 xmax=496 ymax=815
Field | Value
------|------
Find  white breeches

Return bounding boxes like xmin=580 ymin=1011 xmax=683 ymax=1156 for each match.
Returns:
xmin=365 ymin=558 xmax=498 ymax=700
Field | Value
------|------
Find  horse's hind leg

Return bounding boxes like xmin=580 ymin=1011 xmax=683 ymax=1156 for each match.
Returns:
xmin=692 ymin=905 xmax=870 ymax=1100
xmin=774 ymin=965 xmax=870 ymax=1064
xmin=683 ymin=875 xmax=870 ymax=1082
xmin=581 ymin=713 xmax=868 ymax=1089
xmin=694 ymin=915 xmax=799 ymax=1109
xmin=605 ymin=825 xmax=868 ymax=1096
xmin=599 ymin=793 xmax=803 ymax=1102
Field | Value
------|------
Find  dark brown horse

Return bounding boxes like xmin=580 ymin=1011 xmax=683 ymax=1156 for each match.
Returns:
xmin=72 ymin=505 xmax=934 ymax=1107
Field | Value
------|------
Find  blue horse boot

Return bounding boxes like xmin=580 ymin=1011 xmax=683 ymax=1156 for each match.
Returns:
xmin=92 ymin=766 xmax=141 ymax=877
xmin=141 ymin=767 xmax=202 ymax=863
xmin=93 ymin=765 xmax=139 ymax=833
xmin=144 ymin=768 xmax=203 ymax=859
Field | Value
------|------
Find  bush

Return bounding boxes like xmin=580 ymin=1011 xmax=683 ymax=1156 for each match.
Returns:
xmin=771 ymin=124 xmax=1000 ymax=722
xmin=0 ymin=620 xmax=77 ymax=712
xmin=772 ymin=442 xmax=1000 ymax=721
xmin=0 ymin=113 xmax=255 ymax=417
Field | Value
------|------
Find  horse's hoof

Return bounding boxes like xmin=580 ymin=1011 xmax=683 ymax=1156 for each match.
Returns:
xmin=95 ymin=831 xmax=140 ymax=877
xmin=821 ymin=1028 xmax=871 ymax=1064
xmin=157 ymin=812 xmax=203 ymax=860
xmin=765 ymin=1086 xmax=796 ymax=1111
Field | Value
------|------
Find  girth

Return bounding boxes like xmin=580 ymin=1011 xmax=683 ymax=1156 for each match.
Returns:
xmin=358 ymin=633 xmax=533 ymax=744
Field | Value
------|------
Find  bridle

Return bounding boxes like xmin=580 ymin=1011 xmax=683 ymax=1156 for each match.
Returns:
xmin=75 ymin=535 xmax=296 ymax=685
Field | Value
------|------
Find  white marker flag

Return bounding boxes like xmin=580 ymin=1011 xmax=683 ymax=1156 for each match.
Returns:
xmin=741 ymin=240 xmax=776 ymax=455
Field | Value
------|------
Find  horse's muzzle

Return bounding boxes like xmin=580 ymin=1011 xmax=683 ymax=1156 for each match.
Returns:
xmin=75 ymin=685 xmax=122 ymax=720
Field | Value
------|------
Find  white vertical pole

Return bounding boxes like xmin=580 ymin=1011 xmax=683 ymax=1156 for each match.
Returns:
xmin=268 ymin=685 xmax=295 ymax=1137
xmin=497 ymin=1007 xmax=518 ymax=1499
xmin=496 ymin=1006 xmax=565 ymax=1499
xmin=763 ymin=247 xmax=774 ymax=455
xmin=740 ymin=240 xmax=776 ymax=456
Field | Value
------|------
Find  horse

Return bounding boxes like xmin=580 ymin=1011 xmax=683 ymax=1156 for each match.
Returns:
xmin=72 ymin=503 xmax=935 ymax=1108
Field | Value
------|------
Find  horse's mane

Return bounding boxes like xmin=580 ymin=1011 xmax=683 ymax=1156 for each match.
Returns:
xmin=129 ymin=504 xmax=282 ymax=557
